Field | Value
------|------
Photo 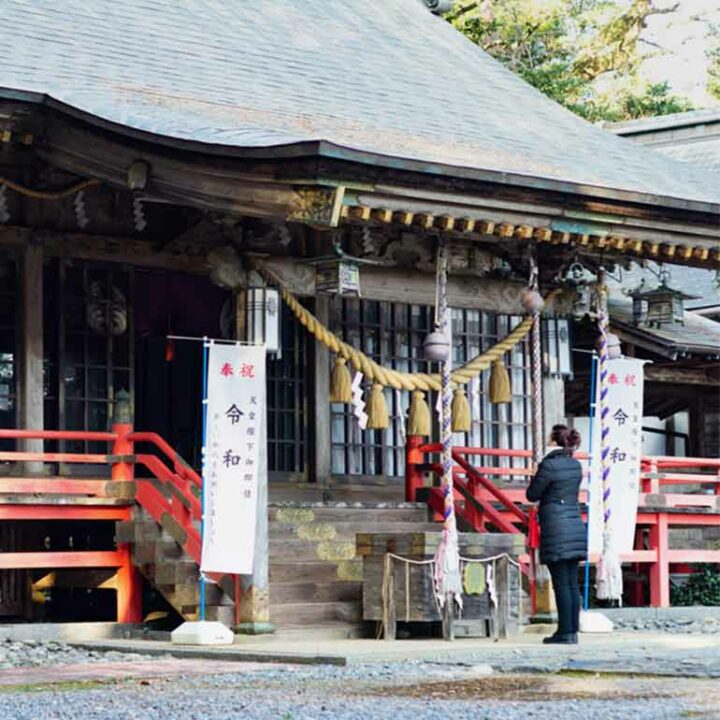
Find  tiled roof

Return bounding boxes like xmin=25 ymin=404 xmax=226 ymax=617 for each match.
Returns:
xmin=606 ymin=109 xmax=720 ymax=173
xmin=609 ymin=297 xmax=720 ymax=357
xmin=1 ymin=0 xmax=719 ymax=210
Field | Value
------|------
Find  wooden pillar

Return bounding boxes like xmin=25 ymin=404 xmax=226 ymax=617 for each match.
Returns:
xmin=20 ymin=243 xmax=44 ymax=475
xmin=234 ymin=288 xmax=273 ymax=634
xmin=311 ymin=295 xmax=331 ymax=488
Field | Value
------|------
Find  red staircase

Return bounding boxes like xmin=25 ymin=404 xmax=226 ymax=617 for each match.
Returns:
xmin=0 ymin=426 xmax=227 ymax=623
xmin=405 ymin=436 xmax=720 ymax=608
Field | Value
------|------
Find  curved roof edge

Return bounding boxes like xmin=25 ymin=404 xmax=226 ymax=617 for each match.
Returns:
xmin=4 ymin=88 xmax=718 ymax=220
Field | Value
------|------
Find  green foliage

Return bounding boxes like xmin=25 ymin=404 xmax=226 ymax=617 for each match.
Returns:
xmin=449 ymin=0 xmax=694 ymax=122
xmin=671 ymin=564 xmax=720 ymax=607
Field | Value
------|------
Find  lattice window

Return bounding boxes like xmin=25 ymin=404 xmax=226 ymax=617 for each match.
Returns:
xmin=267 ymin=303 xmax=308 ymax=477
xmin=329 ymin=299 xmax=532 ymax=478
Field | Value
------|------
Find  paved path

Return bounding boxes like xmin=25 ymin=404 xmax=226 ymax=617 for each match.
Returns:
xmin=65 ymin=631 xmax=720 ymax=677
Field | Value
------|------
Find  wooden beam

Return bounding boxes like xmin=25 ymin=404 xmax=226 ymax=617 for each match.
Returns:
xmin=371 ymin=208 xmax=393 ymax=224
xmin=478 ymin=220 xmax=496 ymax=236
xmin=646 ymin=366 xmax=717 ymax=386
xmin=456 ymin=217 xmax=475 ymax=233
xmin=0 ymin=506 xmax=131 ymax=520
xmin=414 ymin=213 xmax=434 ymax=230
xmin=434 ymin=215 xmax=455 ymax=232
xmin=393 ymin=210 xmax=414 ymax=226
xmin=32 ymin=569 xmax=118 ymax=590
xmin=0 ymin=226 xmax=212 ymax=274
xmin=0 ymin=551 xmax=126 ymax=569
xmin=0 ymin=478 xmax=134 ymax=497
xmin=349 ymin=205 xmax=371 ymax=221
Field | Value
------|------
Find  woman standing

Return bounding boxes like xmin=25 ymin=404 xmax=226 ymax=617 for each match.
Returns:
xmin=526 ymin=424 xmax=586 ymax=645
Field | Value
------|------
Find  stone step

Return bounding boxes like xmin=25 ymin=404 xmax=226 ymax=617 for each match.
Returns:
xmin=270 ymin=601 xmax=363 ymax=627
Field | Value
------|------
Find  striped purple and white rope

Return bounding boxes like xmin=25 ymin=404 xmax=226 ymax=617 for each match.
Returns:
xmin=597 ymin=283 xmax=612 ymax=535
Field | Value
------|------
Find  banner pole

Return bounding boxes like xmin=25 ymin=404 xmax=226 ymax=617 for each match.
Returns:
xmin=583 ymin=351 xmax=598 ymax=611
xmin=199 ymin=337 xmax=210 ymax=622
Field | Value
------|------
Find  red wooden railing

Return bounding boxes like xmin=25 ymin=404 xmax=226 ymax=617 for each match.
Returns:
xmin=405 ymin=436 xmax=720 ymax=608
xmin=0 ymin=425 xmax=207 ymax=621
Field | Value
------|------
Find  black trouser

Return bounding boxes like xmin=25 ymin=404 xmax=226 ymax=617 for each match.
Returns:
xmin=547 ymin=559 xmax=580 ymax=635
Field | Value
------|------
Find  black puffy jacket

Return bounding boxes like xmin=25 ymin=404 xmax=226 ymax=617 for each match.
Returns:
xmin=526 ymin=449 xmax=587 ymax=564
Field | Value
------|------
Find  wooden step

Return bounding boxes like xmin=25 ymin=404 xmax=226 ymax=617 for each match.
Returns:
xmin=270 ymin=601 xmax=363 ymax=626
xmin=269 ymin=560 xmax=363 ymax=584
xmin=269 ymin=521 xmax=439 ymax=540
xmin=268 ymin=539 xmax=361 ymax=562
xmin=269 ymin=580 xmax=362 ymax=605
xmin=269 ymin=504 xmax=429 ymax=524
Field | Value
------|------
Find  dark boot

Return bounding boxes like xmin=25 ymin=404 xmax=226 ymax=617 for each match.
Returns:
xmin=542 ymin=633 xmax=577 ymax=645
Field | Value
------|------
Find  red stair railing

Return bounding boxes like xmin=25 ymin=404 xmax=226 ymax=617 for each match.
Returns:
xmin=406 ymin=436 xmax=720 ymax=608
xmin=0 ymin=424 xmax=209 ymax=619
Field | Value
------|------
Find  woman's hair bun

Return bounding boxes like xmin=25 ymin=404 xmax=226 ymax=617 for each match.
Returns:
xmin=551 ymin=423 xmax=581 ymax=452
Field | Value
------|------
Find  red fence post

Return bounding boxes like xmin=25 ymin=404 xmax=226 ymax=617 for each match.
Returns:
xmin=649 ymin=513 xmax=670 ymax=608
xmin=112 ymin=422 xmax=140 ymax=621
xmin=405 ymin=435 xmax=424 ymax=502
xmin=111 ymin=422 xmax=134 ymax=483
xmin=116 ymin=543 xmax=142 ymax=623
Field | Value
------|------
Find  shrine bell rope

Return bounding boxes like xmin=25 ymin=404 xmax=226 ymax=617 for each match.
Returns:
xmin=257 ymin=264 xmax=560 ymax=430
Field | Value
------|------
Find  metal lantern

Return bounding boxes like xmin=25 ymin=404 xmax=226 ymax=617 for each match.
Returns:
xmin=563 ymin=262 xmax=593 ymax=319
xmin=423 ymin=330 xmax=450 ymax=362
xmin=315 ymin=259 xmax=361 ymax=297
xmin=628 ymin=281 xmax=698 ymax=327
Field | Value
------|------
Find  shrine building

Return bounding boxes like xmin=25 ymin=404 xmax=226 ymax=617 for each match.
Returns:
xmin=0 ymin=0 xmax=718 ymax=635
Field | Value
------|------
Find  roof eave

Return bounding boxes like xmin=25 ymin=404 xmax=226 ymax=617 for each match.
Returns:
xmin=3 ymin=88 xmax=718 ymax=220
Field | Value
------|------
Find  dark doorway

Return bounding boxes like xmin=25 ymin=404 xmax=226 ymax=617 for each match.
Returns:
xmin=134 ymin=270 xmax=229 ymax=470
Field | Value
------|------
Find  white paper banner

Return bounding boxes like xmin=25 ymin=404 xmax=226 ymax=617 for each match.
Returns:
xmin=201 ymin=343 xmax=266 ymax=575
xmin=588 ymin=358 xmax=645 ymax=555
xmin=351 ymin=371 xmax=368 ymax=430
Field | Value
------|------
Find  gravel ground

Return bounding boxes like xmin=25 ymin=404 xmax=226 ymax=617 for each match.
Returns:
xmin=2 ymin=656 xmax=720 ymax=719
xmin=0 ymin=639 xmax=154 ymax=668
xmin=610 ymin=617 xmax=720 ymax=634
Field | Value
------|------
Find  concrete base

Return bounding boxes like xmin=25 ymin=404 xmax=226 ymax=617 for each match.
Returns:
xmin=0 ymin=623 xmax=141 ymax=643
xmin=580 ymin=610 xmax=614 ymax=634
xmin=171 ymin=621 xmax=234 ymax=646
xmin=233 ymin=622 xmax=276 ymax=636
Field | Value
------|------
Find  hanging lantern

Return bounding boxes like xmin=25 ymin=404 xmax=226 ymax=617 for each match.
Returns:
xmin=315 ymin=259 xmax=360 ymax=297
xmin=563 ymin=262 xmax=593 ymax=319
xmin=423 ymin=330 xmax=450 ymax=362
